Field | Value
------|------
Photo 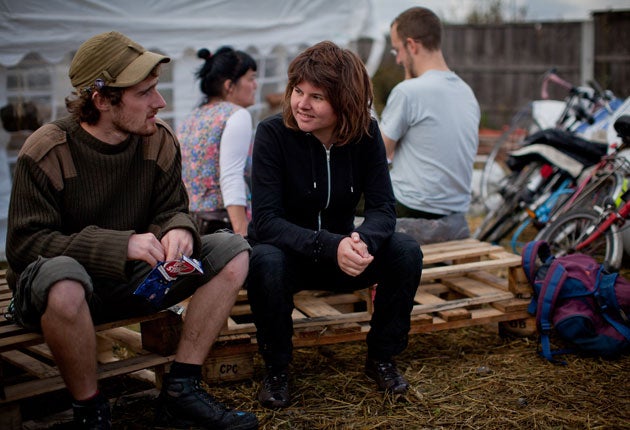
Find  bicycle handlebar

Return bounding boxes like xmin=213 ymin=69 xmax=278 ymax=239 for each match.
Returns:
xmin=541 ymin=69 xmax=574 ymax=99
xmin=542 ymin=69 xmax=620 ymax=130
xmin=541 ymin=70 xmax=610 ymax=105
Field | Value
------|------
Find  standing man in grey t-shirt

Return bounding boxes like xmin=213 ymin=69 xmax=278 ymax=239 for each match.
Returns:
xmin=380 ymin=7 xmax=480 ymax=244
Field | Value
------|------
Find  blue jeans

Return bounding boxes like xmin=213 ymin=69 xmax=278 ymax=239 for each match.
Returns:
xmin=247 ymin=232 xmax=422 ymax=370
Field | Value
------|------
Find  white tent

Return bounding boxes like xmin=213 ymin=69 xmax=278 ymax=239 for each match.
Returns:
xmin=0 ymin=0 xmax=383 ymax=66
xmin=0 ymin=0 xmax=384 ymax=126
xmin=0 ymin=0 xmax=385 ymax=260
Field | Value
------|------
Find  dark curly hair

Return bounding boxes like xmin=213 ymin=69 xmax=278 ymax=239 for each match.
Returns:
xmin=65 ymin=65 xmax=160 ymax=125
xmin=196 ymin=46 xmax=257 ymax=105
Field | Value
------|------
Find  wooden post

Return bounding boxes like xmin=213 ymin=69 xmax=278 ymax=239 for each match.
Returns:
xmin=141 ymin=311 xmax=183 ymax=356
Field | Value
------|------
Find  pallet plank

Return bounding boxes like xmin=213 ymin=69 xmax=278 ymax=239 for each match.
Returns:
xmin=422 ymin=257 xmax=521 ymax=282
xmin=0 ymin=350 xmax=58 ymax=379
xmin=414 ymin=291 xmax=471 ymax=321
xmin=294 ymin=295 xmax=362 ymax=334
xmin=422 ymin=244 xmax=504 ymax=265
xmin=467 ymin=271 xmax=510 ymax=291
xmin=3 ymin=353 xmax=174 ymax=403
xmin=99 ymin=327 xmax=143 ymax=354
xmin=442 ymin=276 xmax=503 ymax=297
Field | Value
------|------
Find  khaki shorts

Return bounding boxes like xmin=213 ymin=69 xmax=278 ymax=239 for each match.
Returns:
xmin=12 ymin=232 xmax=250 ymax=330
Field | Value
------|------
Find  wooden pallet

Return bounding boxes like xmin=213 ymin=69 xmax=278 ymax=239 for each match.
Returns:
xmin=0 ymin=239 xmax=533 ymax=420
xmin=0 ymin=270 xmax=183 ymax=406
xmin=208 ymin=238 xmax=532 ymax=357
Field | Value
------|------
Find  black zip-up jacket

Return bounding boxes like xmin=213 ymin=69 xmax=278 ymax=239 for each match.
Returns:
xmin=247 ymin=113 xmax=396 ymax=264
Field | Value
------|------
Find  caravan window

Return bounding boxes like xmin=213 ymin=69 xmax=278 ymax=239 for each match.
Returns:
xmin=3 ymin=52 xmax=55 ymax=127
xmin=1 ymin=50 xmax=177 ymax=130
xmin=1 ymin=52 xmax=63 ymax=175
xmin=244 ymin=44 xmax=308 ymax=126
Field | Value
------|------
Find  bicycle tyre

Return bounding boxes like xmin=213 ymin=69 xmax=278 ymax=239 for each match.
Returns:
xmin=536 ymin=208 xmax=623 ymax=271
xmin=475 ymin=161 xmax=544 ymax=243
xmin=479 ymin=103 xmax=537 ymax=204
xmin=509 ymin=175 xmax=577 ymax=255
xmin=477 ymin=202 xmax=526 ymax=244
xmin=549 ymin=160 xmax=629 ymax=222
xmin=474 ymin=179 xmax=523 ymax=242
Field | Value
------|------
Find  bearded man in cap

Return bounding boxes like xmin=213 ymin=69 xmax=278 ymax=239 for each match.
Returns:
xmin=5 ymin=31 xmax=258 ymax=430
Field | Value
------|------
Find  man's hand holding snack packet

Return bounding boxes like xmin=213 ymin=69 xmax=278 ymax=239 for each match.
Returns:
xmin=134 ymin=255 xmax=204 ymax=307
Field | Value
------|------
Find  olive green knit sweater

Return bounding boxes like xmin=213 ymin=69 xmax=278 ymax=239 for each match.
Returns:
xmin=6 ymin=116 xmax=199 ymax=289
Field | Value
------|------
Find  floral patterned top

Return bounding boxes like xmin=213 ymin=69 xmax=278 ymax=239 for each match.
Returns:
xmin=178 ymin=102 xmax=253 ymax=214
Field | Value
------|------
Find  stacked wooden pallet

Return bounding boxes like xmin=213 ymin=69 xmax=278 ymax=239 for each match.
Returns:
xmin=0 ymin=269 xmax=181 ymax=427
xmin=206 ymin=238 xmax=532 ymax=381
xmin=0 ymin=238 xmax=533 ymax=426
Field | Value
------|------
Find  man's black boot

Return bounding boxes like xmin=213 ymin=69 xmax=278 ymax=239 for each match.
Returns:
xmin=72 ymin=392 xmax=111 ymax=430
xmin=155 ymin=374 xmax=258 ymax=429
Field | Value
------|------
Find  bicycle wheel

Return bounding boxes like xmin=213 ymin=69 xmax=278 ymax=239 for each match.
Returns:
xmin=509 ymin=176 xmax=575 ymax=255
xmin=536 ymin=208 xmax=623 ymax=270
xmin=475 ymin=161 xmax=544 ymax=243
xmin=479 ymin=103 xmax=537 ymax=204
xmin=477 ymin=199 xmax=528 ymax=244
xmin=549 ymin=159 xmax=629 ymax=222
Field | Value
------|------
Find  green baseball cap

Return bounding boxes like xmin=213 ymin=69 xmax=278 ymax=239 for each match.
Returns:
xmin=69 ymin=31 xmax=170 ymax=90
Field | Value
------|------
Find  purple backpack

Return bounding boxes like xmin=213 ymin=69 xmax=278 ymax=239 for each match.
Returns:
xmin=522 ymin=240 xmax=630 ymax=363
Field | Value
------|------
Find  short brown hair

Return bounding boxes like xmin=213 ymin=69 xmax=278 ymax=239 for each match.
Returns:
xmin=392 ymin=7 xmax=442 ymax=52
xmin=282 ymin=41 xmax=373 ymax=146
xmin=65 ymin=65 xmax=160 ymax=125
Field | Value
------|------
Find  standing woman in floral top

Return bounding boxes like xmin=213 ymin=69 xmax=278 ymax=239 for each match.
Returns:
xmin=178 ymin=47 xmax=258 ymax=236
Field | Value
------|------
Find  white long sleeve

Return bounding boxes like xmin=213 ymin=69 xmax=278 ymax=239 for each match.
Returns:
xmin=219 ymin=108 xmax=253 ymax=207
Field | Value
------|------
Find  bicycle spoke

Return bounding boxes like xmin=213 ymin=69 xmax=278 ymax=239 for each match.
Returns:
xmin=537 ymin=209 xmax=617 ymax=267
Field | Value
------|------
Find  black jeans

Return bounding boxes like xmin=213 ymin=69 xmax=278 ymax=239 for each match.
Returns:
xmin=247 ymin=232 xmax=422 ymax=370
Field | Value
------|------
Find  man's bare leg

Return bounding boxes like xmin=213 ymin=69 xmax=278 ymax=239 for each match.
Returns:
xmin=40 ymin=280 xmax=98 ymax=400
xmin=174 ymin=250 xmax=249 ymax=364
xmin=153 ymin=250 xmax=258 ymax=429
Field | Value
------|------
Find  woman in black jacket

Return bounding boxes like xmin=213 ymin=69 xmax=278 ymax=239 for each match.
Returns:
xmin=247 ymin=40 xmax=423 ymax=409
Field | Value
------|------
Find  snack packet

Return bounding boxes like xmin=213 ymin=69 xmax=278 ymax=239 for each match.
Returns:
xmin=133 ymin=255 xmax=203 ymax=307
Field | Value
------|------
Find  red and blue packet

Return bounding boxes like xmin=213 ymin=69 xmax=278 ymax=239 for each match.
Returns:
xmin=133 ymin=255 xmax=203 ymax=307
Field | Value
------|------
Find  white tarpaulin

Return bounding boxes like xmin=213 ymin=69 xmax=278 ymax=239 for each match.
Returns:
xmin=0 ymin=0 xmax=383 ymax=70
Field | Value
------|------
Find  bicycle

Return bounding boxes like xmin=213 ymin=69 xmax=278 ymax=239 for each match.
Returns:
xmin=507 ymin=142 xmax=630 ymax=255
xmin=474 ymin=71 xmax=627 ymax=249
xmin=508 ymin=103 xmax=630 ymax=254
xmin=478 ymin=69 xmax=624 ymax=205
xmin=474 ymin=127 xmax=608 ymax=246
xmin=536 ymin=115 xmax=630 ymax=271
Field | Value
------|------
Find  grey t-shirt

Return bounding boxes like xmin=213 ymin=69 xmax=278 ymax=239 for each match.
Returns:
xmin=380 ymin=70 xmax=480 ymax=215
